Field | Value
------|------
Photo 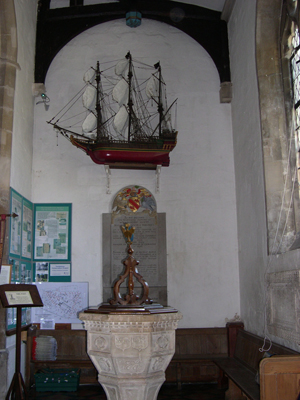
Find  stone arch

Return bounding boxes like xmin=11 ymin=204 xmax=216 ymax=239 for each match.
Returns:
xmin=256 ymin=0 xmax=300 ymax=253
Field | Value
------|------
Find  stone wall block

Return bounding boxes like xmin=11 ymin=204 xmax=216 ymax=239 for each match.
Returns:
xmin=257 ymin=45 xmax=280 ymax=76
xmin=0 ymin=349 xmax=8 ymax=399
xmin=0 ymin=127 xmax=12 ymax=154
xmin=0 ymin=114 xmax=14 ymax=140
xmin=272 ymin=137 xmax=284 ymax=161
xmin=264 ymin=159 xmax=285 ymax=191
xmin=259 ymin=75 xmax=285 ymax=140
xmin=266 ymin=190 xmax=296 ymax=248
xmin=0 ymin=64 xmax=17 ymax=88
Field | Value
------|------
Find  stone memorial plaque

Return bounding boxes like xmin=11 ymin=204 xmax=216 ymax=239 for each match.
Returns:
xmin=267 ymin=269 xmax=300 ymax=343
xmin=102 ymin=185 xmax=167 ymax=305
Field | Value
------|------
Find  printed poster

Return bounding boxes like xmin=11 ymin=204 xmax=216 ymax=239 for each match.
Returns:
xmin=10 ymin=190 xmax=22 ymax=256
xmin=34 ymin=204 xmax=71 ymax=261
xmin=22 ymin=199 xmax=33 ymax=259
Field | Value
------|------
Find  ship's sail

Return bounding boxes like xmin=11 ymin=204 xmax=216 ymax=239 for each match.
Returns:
xmin=83 ymin=85 xmax=97 ymax=110
xmin=82 ymin=112 xmax=97 ymax=136
xmin=113 ymin=105 xmax=128 ymax=139
xmin=83 ymin=68 xmax=96 ymax=83
xmin=115 ymin=58 xmax=129 ymax=77
xmin=146 ymin=75 xmax=159 ymax=99
xmin=112 ymin=78 xmax=129 ymax=107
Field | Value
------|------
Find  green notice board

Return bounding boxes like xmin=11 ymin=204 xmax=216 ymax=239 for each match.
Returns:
xmin=33 ymin=204 xmax=72 ymax=262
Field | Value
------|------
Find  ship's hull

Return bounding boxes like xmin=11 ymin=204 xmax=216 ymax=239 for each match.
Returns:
xmin=70 ymin=135 xmax=177 ymax=169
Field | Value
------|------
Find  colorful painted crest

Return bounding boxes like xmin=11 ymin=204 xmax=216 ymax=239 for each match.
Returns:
xmin=112 ymin=185 xmax=157 ymax=216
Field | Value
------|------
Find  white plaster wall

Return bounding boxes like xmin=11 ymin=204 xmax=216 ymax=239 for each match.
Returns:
xmin=228 ymin=0 xmax=268 ymax=334
xmin=10 ymin=0 xmax=36 ymax=199
xmin=33 ymin=19 xmax=239 ymax=328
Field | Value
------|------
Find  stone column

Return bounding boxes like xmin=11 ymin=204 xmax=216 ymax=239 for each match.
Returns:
xmin=0 ymin=1 xmax=18 ymax=399
xmin=79 ymin=311 xmax=182 ymax=400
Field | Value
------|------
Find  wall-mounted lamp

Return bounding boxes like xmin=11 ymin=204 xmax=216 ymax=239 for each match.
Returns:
xmin=126 ymin=10 xmax=142 ymax=28
xmin=36 ymin=93 xmax=50 ymax=111
xmin=32 ymin=83 xmax=50 ymax=111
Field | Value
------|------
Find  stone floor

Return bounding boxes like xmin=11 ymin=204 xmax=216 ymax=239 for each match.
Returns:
xmin=28 ymin=383 xmax=226 ymax=400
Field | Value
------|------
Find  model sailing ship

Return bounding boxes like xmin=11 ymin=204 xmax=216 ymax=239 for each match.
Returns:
xmin=48 ymin=52 xmax=178 ymax=169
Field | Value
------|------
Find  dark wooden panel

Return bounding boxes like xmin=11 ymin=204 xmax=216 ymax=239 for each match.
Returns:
xmin=234 ymin=330 xmax=299 ymax=374
xmin=35 ymin=329 xmax=90 ymax=360
xmin=174 ymin=328 xmax=227 ymax=357
xmin=180 ymin=360 xmax=220 ymax=382
xmin=166 ymin=327 xmax=228 ymax=386
xmin=227 ymin=321 xmax=244 ymax=357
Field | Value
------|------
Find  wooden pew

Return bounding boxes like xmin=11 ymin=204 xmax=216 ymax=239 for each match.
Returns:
xmin=26 ymin=323 xmax=300 ymax=398
xmin=166 ymin=327 xmax=228 ymax=389
xmin=260 ymin=355 xmax=300 ymax=400
xmin=26 ymin=325 xmax=98 ymax=388
xmin=214 ymin=329 xmax=299 ymax=400
xmin=27 ymin=326 xmax=229 ymax=390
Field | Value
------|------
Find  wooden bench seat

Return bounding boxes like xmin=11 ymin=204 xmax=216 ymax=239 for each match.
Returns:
xmin=214 ymin=329 xmax=299 ymax=400
xmin=166 ymin=327 xmax=228 ymax=388
xmin=214 ymin=356 xmax=260 ymax=400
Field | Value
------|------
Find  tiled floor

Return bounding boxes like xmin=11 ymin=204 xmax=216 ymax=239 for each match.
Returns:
xmin=28 ymin=383 xmax=226 ymax=400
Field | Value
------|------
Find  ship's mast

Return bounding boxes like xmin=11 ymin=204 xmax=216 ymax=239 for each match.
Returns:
xmin=126 ymin=52 xmax=133 ymax=142
xmin=95 ymin=61 xmax=103 ymax=141
xmin=155 ymin=62 xmax=163 ymax=138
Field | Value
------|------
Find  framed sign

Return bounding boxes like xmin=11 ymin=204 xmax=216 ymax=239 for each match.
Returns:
xmin=9 ymin=188 xmax=33 ymax=273
xmin=0 ymin=265 xmax=12 ymax=285
xmin=22 ymin=198 xmax=33 ymax=260
xmin=49 ymin=263 xmax=71 ymax=282
xmin=0 ymin=284 xmax=43 ymax=308
xmin=33 ymin=204 xmax=72 ymax=261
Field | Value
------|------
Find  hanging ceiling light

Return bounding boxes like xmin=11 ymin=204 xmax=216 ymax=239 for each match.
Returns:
xmin=126 ymin=10 xmax=142 ymax=28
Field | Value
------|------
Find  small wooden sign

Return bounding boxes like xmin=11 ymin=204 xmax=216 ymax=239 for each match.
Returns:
xmin=0 ymin=284 xmax=43 ymax=308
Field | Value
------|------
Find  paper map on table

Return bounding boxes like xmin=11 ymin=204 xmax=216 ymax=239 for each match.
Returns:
xmin=31 ymin=282 xmax=88 ymax=323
